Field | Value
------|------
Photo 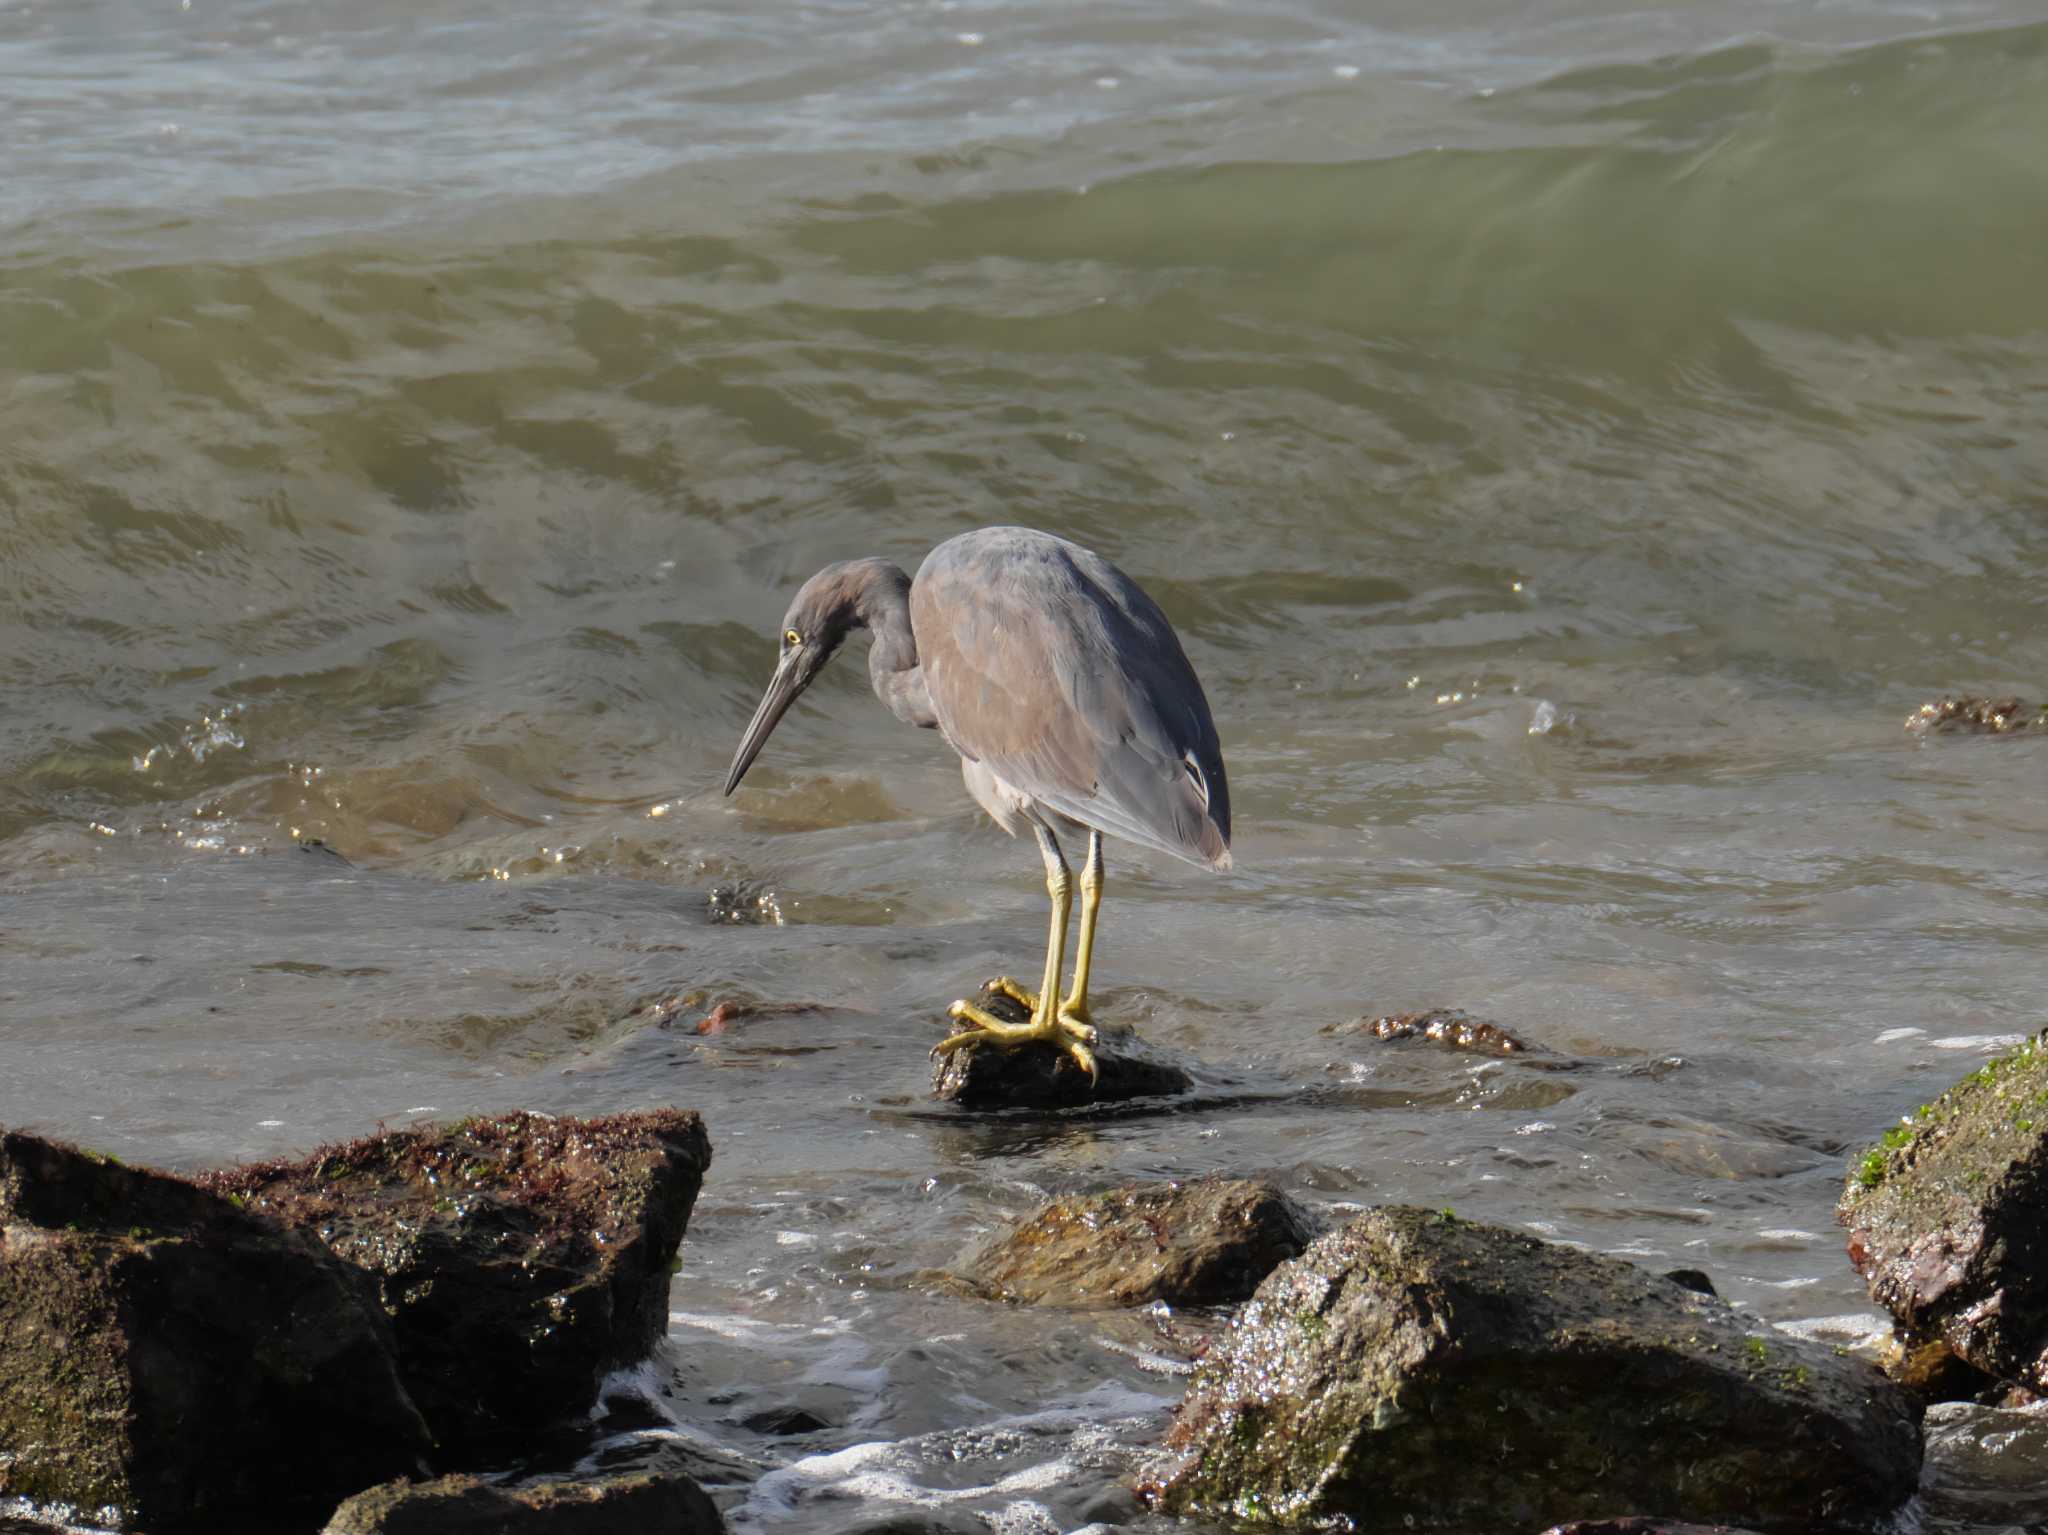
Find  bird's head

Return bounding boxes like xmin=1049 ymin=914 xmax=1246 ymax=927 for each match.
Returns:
xmin=722 ymin=562 xmax=871 ymax=795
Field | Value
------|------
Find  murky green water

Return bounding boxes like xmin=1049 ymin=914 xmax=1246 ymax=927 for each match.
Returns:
xmin=4 ymin=3 xmax=2048 ymax=1529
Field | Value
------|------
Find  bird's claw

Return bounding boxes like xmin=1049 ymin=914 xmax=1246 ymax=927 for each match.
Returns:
xmin=931 ymin=996 xmax=1100 ymax=1084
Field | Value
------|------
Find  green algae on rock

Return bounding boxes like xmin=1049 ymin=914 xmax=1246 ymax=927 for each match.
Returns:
xmin=1838 ymin=1030 xmax=2048 ymax=1393
xmin=322 ymin=1470 xmax=724 ymax=1534
xmin=961 ymin=1178 xmax=1315 ymax=1309
xmin=1144 ymin=1206 xmax=1920 ymax=1532
xmin=0 ymin=1129 xmax=430 ymax=1530
xmin=200 ymin=1108 xmax=711 ymax=1457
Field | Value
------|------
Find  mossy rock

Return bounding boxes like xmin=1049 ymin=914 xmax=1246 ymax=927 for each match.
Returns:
xmin=960 ymin=1178 xmax=1315 ymax=1309
xmin=1838 ymin=1030 xmax=2048 ymax=1391
xmin=0 ymin=1129 xmax=428 ymax=1529
xmin=201 ymin=1108 xmax=711 ymax=1457
xmin=1144 ymin=1206 xmax=1920 ymax=1532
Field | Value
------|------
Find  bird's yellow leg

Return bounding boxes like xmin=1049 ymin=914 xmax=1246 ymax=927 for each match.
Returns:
xmin=933 ymin=824 xmax=1098 ymax=1081
xmin=1058 ymin=830 xmax=1103 ymax=1032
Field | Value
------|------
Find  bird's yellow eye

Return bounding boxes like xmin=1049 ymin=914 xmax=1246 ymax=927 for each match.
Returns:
xmin=784 ymin=629 xmax=803 ymax=648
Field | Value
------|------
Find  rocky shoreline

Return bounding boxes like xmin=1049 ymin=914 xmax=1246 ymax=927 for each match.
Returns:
xmin=6 ymin=1012 xmax=2047 ymax=1532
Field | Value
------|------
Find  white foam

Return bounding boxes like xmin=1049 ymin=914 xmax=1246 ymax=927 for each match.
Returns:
xmin=668 ymin=1309 xmax=801 ymax=1345
xmin=1773 ymin=1312 xmax=1893 ymax=1350
xmin=1931 ymin=1033 xmax=2029 ymax=1052
xmin=735 ymin=1384 xmax=1167 ymax=1527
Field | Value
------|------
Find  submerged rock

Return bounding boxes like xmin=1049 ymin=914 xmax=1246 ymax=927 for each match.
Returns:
xmin=0 ymin=1129 xmax=429 ymax=1529
xmin=323 ymin=1470 xmax=723 ymax=1534
xmin=1326 ymin=1008 xmax=1537 ymax=1056
xmin=930 ymin=986 xmax=1195 ymax=1108
xmin=1905 ymin=695 xmax=2048 ymax=735
xmin=1145 ymin=1206 xmax=1920 ymax=1532
xmin=203 ymin=1108 xmax=711 ymax=1456
xmin=962 ymin=1178 xmax=1316 ymax=1309
xmin=1838 ymin=1030 xmax=2048 ymax=1393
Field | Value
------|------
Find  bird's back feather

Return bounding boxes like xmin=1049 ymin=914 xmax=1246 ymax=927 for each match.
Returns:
xmin=911 ymin=527 xmax=1231 ymax=870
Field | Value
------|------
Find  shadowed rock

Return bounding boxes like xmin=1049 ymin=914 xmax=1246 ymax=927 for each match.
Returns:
xmin=1541 ymin=1523 xmax=1766 ymax=1535
xmin=201 ymin=1109 xmax=711 ymax=1457
xmin=1838 ymin=1030 xmax=2048 ymax=1393
xmin=323 ymin=1471 xmax=723 ymax=1534
xmin=0 ymin=1129 xmax=429 ymax=1529
xmin=930 ymin=986 xmax=1195 ymax=1108
xmin=1144 ymin=1206 xmax=1921 ymax=1532
xmin=961 ymin=1178 xmax=1315 ymax=1308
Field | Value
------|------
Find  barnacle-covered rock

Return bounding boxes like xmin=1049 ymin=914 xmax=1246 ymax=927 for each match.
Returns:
xmin=202 ymin=1108 xmax=711 ymax=1455
xmin=0 ymin=1129 xmax=428 ymax=1529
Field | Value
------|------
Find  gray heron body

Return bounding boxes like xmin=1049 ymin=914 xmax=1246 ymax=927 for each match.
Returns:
xmin=723 ymin=525 xmax=1231 ymax=1081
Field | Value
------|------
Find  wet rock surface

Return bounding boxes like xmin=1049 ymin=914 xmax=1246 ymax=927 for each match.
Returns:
xmin=323 ymin=1470 xmax=724 ymax=1534
xmin=961 ymin=1177 xmax=1316 ymax=1309
xmin=0 ymin=1129 xmax=429 ymax=1530
xmin=202 ymin=1108 xmax=711 ymax=1456
xmin=929 ymin=985 xmax=1195 ymax=1108
xmin=1540 ymin=1523 xmax=1767 ymax=1535
xmin=1325 ymin=1007 xmax=1538 ymax=1055
xmin=1146 ymin=1205 xmax=1921 ymax=1532
xmin=1919 ymin=1399 xmax=2048 ymax=1531
xmin=1837 ymin=1030 xmax=2048 ymax=1392
xmin=1905 ymin=695 xmax=2048 ymax=735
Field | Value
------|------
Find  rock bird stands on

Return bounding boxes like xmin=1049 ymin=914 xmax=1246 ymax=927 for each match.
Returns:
xmin=723 ymin=526 xmax=1231 ymax=1082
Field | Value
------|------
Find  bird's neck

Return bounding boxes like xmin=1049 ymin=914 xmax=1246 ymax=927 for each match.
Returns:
xmin=853 ymin=562 xmax=935 ymax=729
xmin=855 ymin=562 xmax=916 ymax=674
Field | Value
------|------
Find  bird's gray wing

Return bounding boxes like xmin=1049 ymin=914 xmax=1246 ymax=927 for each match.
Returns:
xmin=912 ymin=535 xmax=1230 ymax=870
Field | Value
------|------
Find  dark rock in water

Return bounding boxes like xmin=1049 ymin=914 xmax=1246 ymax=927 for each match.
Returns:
xmin=739 ymin=1404 xmax=834 ymax=1436
xmin=1328 ymin=1007 xmax=1537 ymax=1056
xmin=0 ymin=1129 xmax=429 ymax=1529
xmin=962 ymin=1177 xmax=1315 ymax=1309
xmin=929 ymin=985 xmax=1195 ymax=1108
xmin=1905 ymin=695 xmax=2048 ymax=735
xmin=323 ymin=1470 xmax=723 ymax=1534
xmin=202 ymin=1108 xmax=711 ymax=1457
xmin=706 ymin=879 xmax=785 ymax=925
xmin=841 ymin=1514 xmax=989 ymax=1535
xmin=1144 ymin=1206 xmax=1921 ymax=1532
xmin=1838 ymin=1031 xmax=2048 ymax=1392
xmin=1541 ymin=1523 xmax=1767 ymax=1535
xmin=1663 ymin=1267 xmax=1719 ymax=1298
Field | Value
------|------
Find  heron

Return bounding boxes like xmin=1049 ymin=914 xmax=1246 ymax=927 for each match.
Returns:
xmin=722 ymin=526 xmax=1231 ymax=1083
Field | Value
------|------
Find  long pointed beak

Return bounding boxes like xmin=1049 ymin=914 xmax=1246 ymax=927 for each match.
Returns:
xmin=724 ymin=652 xmax=805 ymax=796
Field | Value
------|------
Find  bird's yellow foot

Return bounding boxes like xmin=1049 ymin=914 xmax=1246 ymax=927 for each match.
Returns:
xmin=978 ymin=979 xmax=1096 ymax=1038
xmin=931 ymin=997 xmax=1099 ymax=1083
xmin=984 ymin=975 xmax=1038 ymax=1012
